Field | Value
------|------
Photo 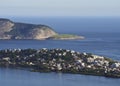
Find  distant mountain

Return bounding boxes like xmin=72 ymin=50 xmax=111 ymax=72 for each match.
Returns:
xmin=0 ymin=18 xmax=57 ymax=40
xmin=0 ymin=18 xmax=84 ymax=40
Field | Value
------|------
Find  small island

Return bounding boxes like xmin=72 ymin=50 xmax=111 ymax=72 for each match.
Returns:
xmin=0 ymin=18 xmax=84 ymax=40
xmin=0 ymin=48 xmax=120 ymax=78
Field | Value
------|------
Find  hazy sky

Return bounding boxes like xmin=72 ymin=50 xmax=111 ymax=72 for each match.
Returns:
xmin=0 ymin=0 xmax=120 ymax=17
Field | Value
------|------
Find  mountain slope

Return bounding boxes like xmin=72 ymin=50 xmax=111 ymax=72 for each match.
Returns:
xmin=0 ymin=18 xmax=57 ymax=40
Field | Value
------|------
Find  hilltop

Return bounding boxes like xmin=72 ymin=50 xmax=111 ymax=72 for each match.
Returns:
xmin=0 ymin=18 xmax=84 ymax=40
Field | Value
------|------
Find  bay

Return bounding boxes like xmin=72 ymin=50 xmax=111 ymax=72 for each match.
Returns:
xmin=0 ymin=17 xmax=120 ymax=86
xmin=0 ymin=32 xmax=120 ymax=86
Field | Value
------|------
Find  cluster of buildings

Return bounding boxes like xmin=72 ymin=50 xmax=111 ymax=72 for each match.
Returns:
xmin=0 ymin=48 xmax=120 ymax=77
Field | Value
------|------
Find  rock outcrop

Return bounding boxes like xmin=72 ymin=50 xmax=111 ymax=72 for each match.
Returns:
xmin=0 ymin=18 xmax=57 ymax=40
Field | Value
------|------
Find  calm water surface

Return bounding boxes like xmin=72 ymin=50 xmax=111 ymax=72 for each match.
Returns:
xmin=0 ymin=17 xmax=120 ymax=86
xmin=0 ymin=68 xmax=120 ymax=86
xmin=0 ymin=32 xmax=120 ymax=86
xmin=0 ymin=32 xmax=120 ymax=60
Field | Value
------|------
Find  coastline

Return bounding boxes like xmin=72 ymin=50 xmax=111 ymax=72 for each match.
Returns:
xmin=0 ymin=48 xmax=120 ymax=78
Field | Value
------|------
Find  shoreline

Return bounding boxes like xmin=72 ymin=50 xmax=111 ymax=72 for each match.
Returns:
xmin=0 ymin=65 xmax=120 ymax=78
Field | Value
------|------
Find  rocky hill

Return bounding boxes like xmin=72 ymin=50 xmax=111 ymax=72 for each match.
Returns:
xmin=0 ymin=18 xmax=57 ymax=40
xmin=0 ymin=18 xmax=84 ymax=40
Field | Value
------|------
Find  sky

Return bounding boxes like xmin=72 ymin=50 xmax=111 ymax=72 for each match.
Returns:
xmin=0 ymin=0 xmax=120 ymax=17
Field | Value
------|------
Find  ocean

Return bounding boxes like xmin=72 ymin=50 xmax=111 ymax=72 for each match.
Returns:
xmin=0 ymin=17 xmax=120 ymax=86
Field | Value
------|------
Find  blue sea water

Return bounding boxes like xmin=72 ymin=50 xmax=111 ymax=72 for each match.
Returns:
xmin=0 ymin=32 xmax=120 ymax=60
xmin=0 ymin=17 xmax=120 ymax=86
xmin=0 ymin=67 xmax=120 ymax=86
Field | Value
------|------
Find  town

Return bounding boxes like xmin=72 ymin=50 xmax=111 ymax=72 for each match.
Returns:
xmin=0 ymin=48 xmax=120 ymax=78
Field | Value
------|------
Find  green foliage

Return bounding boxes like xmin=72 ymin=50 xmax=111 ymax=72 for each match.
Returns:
xmin=53 ymin=34 xmax=79 ymax=39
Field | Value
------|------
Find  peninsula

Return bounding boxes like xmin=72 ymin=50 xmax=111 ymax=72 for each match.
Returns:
xmin=0 ymin=48 xmax=120 ymax=78
xmin=0 ymin=18 xmax=84 ymax=40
